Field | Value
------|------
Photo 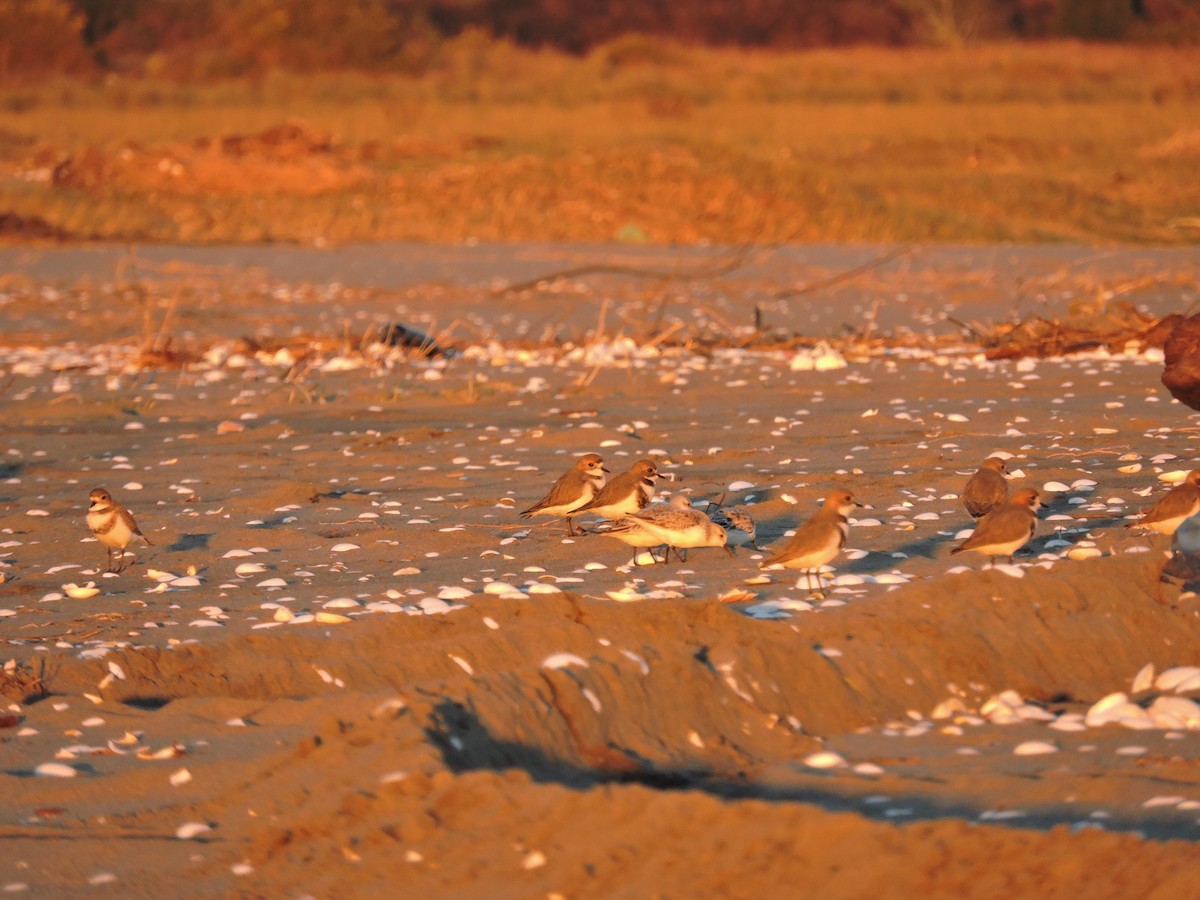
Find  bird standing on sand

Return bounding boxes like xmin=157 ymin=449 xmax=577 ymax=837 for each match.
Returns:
xmin=951 ymin=487 xmax=1039 ymax=565
xmin=607 ymin=495 xmax=730 ymax=565
xmin=520 ymin=453 xmax=609 ymax=536
xmin=1126 ymin=470 xmax=1200 ymax=537
xmin=761 ymin=489 xmax=861 ymax=593
xmin=573 ymin=458 xmax=660 ymax=520
xmin=87 ymin=487 xmax=153 ymax=573
xmin=707 ymin=504 xmax=759 ymax=553
xmin=962 ymin=457 xmax=1009 ymax=519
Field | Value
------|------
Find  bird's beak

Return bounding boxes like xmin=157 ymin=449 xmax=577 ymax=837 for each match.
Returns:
xmin=602 ymin=466 xmax=611 ymax=473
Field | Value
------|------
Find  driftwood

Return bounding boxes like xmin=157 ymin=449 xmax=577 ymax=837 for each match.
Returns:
xmin=949 ymin=300 xmax=1180 ymax=361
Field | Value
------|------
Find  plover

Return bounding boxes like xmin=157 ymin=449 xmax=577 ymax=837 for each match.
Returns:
xmin=608 ymin=495 xmax=729 ymax=564
xmin=574 ymin=458 xmax=659 ymax=520
xmin=962 ymin=457 xmax=1008 ymax=519
xmin=87 ymin=487 xmax=153 ymax=573
xmin=520 ymin=453 xmax=608 ymax=536
xmin=707 ymin=504 xmax=759 ymax=552
xmin=761 ymin=489 xmax=861 ymax=592
xmin=1126 ymin=470 xmax=1200 ymax=537
xmin=951 ymin=487 xmax=1039 ymax=565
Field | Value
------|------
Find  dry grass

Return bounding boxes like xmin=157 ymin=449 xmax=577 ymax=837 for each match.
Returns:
xmin=0 ymin=41 xmax=1197 ymax=245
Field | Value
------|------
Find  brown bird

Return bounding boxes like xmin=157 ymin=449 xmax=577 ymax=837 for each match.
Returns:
xmin=573 ymin=458 xmax=660 ymax=520
xmin=951 ymin=487 xmax=1039 ymax=565
xmin=962 ymin=457 xmax=1009 ymax=519
xmin=520 ymin=453 xmax=608 ymax=536
xmin=761 ymin=489 xmax=861 ymax=593
xmin=86 ymin=487 xmax=153 ymax=573
xmin=1126 ymin=470 xmax=1200 ymax=537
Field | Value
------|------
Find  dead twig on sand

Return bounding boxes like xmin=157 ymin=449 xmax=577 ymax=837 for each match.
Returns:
xmin=771 ymin=244 xmax=912 ymax=300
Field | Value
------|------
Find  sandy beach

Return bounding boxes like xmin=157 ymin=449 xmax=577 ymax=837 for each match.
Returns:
xmin=2 ymin=241 xmax=1200 ymax=897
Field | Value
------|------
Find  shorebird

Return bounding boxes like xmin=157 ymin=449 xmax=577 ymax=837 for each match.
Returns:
xmin=520 ymin=453 xmax=608 ymax=536
xmin=87 ymin=487 xmax=153 ymax=573
xmin=951 ymin=487 xmax=1039 ymax=565
xmin=1126 ymin=470 xmax=1200 ymax=537
xmin=1159 ymin=510 xmax=1200 ymax=602
xmin=962 ymin=456 xmax=1009 ymax=519
xmin=574 ymin=458 xmax=659 ymax=520
xmin=761 ymin=489 xmax=861 ymax=593
xmin=707 ymin=504 xmax=759 ymax=553
xmin=607 ymin=495 xmax=729 ymax=564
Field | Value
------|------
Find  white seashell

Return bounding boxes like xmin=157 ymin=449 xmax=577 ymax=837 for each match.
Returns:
xmin=542 ymin=653 xmax=589 ymax=670
xmin=222 ymin=549 xmax=253 ymax=558
xmin=606 ymin=589 xmax=643 ymax=602
xmin=63 ymin=582 xmax=100 ymax=600
xmin=1118 ymin=463 xmax=1142 ymax=474
xmin=171 ymin=576 xmax=202 ymax=588
xmin=1131 ymin=663 xmax=1155 ymax=694
xmin=1047 ymin=718 xmax=1087 ymax=732
xmin=1173 ymin=672 xmax=1200 ymax=694
xmin=314 ymin=612 xmax=352 ymax=625
xmin=1160 ymin=470 xmax=1189 ymax=484
xmin=322 ymin=598 xmax=360 ymax=609
xmin=522 ymin=850 xmax=547 ymax=871
xmin=34 ymin=762 xmax=77 ymax=778
xmin=1149 ymin=696 xmax=1200 ymax=728
xmin=1042 ymin=481 xmax=1071 ymax=493
xmin=256 ymin=577 xmax=287 ymax=588
xmin=527 ymin=583 xmax=562 ymax=594
xmin=1067 ymin=547 xmax=1103 ymax=561
xmin=437 ymin=586 xmax=474 ymax=601
xmin=1156 ymin=667 xmax=1200 ymax=693
xmin=175 ymin=822 xmax=211 ymax=840
xmin=728 ymin=481 xmax=755 ymax=491
xmin=170 ymin=768 xmax=192 ymax=786
xmin=450 ymin=655 xmax=473 ymax=675
xmin=234 ymin=563 xmax=267 ymax=576
xmin=330 ymin=543 xmax=360 ymax=553
xmin=1085 ymin=691 xmax=1130 ymax=725
xmin=1143 ymin=796 xmax=1184 ymax=808
xmin=1013 ymin=741 xmax=1058 ymax=756
xmin=273 ymin=607 xmax=294 ymax=622
xmin=991 ymin=564 xmax=1025 ymax=578
xmin=483 ymin=582 xmax=520 ymax=595
xmin=803 ymin=751 xmax=847 ymax=769
xmin=853 ymin=763 xmax=884 ymax=776
xmin=107 ymin=661 xmax=126 ymax=680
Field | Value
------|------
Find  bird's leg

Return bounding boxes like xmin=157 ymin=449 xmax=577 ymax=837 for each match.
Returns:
xmin=723 ymin=545 xmax=736 ymax=557
xmin=565 ymin=516 xmax=575 ymax=537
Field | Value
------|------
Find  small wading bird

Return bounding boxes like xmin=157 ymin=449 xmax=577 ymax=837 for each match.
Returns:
xmin=1125 ymin=470 xmax=1200 ymax=538
xmin=761 ymin=489 xmax=861 ymax=594
xmin=951 ymin=487 xmax=1039 ymax=565
xmin=605 ymin=495 xmax=730 ymax=565
xmin=87 ymin=487 xmax=153 ymax=573
xmin=962 ymin=456 xmax=1009 ymax=520
xmin=707 ymin=502 xmax=760 ymax=554
xmin=573 ymin=458 xmax=660 ymax=521
xmin=520 ymin=453 xmax=609 ymax=536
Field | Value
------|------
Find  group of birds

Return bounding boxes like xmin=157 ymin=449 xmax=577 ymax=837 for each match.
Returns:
xmin=81 ymin=453 xmax=1200 ymax=596
xmin=520 ymin=452 xmax=1200 ymax=592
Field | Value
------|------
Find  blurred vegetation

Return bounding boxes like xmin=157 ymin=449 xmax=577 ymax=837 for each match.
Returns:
xmin=0 ymin=6 xmax=1196 ymax=247
xmin=0 ymin=0 xmax=1198 ymax=85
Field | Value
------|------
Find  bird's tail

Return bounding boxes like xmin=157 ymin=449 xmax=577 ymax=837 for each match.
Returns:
xmin=950 ymin=546 xmax=963 ymax=555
